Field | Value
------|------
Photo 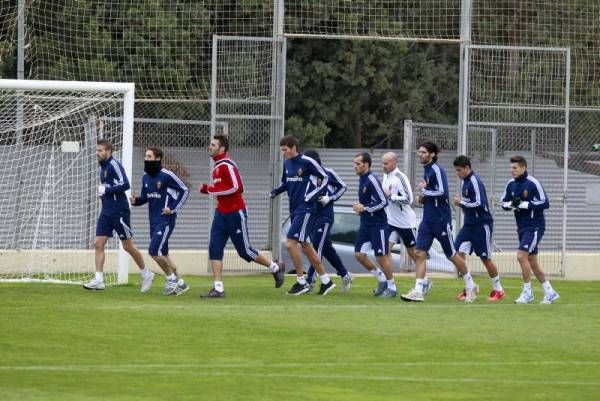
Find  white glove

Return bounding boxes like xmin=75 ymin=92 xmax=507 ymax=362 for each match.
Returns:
xmin=390 ymin=194 xmax=405 ymax=202
xmin=319 ymin=195 xmax=331 ymax=205
xmin=518 ymin=201 xmax=529 ymax=210
xmin=98 ymin=185 xmax=106 ymax=196
xmin=501 ymin=201 xmax=513 ymax=210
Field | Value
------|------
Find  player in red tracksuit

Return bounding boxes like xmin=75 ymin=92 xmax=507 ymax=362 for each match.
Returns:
xmin=198 ymin=134 xmax=285 ymax=298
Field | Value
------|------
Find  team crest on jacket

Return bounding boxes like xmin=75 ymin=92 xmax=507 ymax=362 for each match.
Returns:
xmin=156 ymin=181 xmax=162 ymax=189
xmin=362 ymin=186 xmax=367 ymax=194
xmin=103 ymin=170 xmax=108 ymax=179
xmin=522 ymin=190 xmax=528 ymax=198
xmin=297 ymin=168 xmax=303 ymax=176
xmin=464 ymin=188 xmax=469 ymax=196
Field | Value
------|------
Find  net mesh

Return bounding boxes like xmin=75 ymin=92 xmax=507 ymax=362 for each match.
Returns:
xmin=0 ymin=86 xmax=126 ymax=284
xmin=1 ymin=1 xmax=598 ymax=108
xmin=467 ymin=46 xmax=569 ymax=126
xmin=472 ymin=0 xmax=600 ymax=108
xmin=25 ymin=0 xmax=273 ymax=99
xmin=283 ymin=0 xmax=461 ymax=41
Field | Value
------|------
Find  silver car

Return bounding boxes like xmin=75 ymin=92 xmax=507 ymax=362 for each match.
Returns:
xmin=280 ymin=206 xmax=454 ymax=275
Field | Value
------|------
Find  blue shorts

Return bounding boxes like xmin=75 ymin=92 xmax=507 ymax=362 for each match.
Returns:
xmin=96 ymin=213 xmax=133 ymax=240
xmin=455 ymin=223 xmax=493 ymax=260
xmin=287 ymin=212 xmax=314 ymax=243
xmin=209 ymin=209 xmax=259 ymax=262
xmin=388 ymin=225 xmax=417 ymax=248
xmin=416 ymin=220 xmax=456 ymax=258
xmin=518 ymin=228 xmax=544 ymax=255
xmin=354 ymin=224 xmax=389 ymax=257
xmin=148 ymin=218 xmax=176 ymax=256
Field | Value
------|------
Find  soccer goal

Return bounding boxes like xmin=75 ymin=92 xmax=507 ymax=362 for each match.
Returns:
xmin=0 ymin=79 xmax=134 ymax=285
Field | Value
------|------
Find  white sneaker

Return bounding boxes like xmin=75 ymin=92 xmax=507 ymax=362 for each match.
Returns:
xmin=400 ymin=288 xmax=424 ymax=302
xmin=540 ymin=291 xmax=560 ymax=304
xmin=83 ymin=277 xmax=105 ymax=290
xmin=514 ymin=291 xmax=534 ymax=304
xmin=341 ymin=273 xmax=353 ymax=293
xmin=141 ymin=271 xmax=155 ymax=293
xmin=465 ymin=284 xmax=479 ymax=303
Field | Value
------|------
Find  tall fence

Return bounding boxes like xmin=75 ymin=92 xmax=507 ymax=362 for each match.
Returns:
xmin=1 ymin=1 xmax=600 ymax=277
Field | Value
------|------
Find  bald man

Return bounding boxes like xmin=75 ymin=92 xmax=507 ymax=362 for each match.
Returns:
xmin=381 ymin=152 xmax=430 ymax=293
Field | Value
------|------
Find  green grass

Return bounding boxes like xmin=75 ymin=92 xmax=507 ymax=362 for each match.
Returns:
xmin=1 ymin=275 xmax=599 ymax=401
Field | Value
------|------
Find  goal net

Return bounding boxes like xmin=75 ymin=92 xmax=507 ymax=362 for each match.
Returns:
xmin=0 ymin=79 xmax=134 ymax=285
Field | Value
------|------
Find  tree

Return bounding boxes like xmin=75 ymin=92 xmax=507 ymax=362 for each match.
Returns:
xmin=285 ymin=39 xmax=459 ymax=148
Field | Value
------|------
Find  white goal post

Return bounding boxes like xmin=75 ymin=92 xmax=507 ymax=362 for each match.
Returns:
xmin=0 ymin=79 xmax=134 ymax=285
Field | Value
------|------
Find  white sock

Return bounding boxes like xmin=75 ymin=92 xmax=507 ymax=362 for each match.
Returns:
xmin=490 ymin=275 xmax=503 ymax=291
xmin=214 ymin=281 xmax=224 ymax=292
xmin=416 ymin=278 xmax=424 ymax=292
xmin=297 ymin=276 xmax=307 ymax=285
xmin=167 ymin=273 xmax=176 ymax=281
xmin=141 ymin=267 xmax=151 ymax=278
xmin=269 ymin=262 xmax=279 ymax=273
xmin=320 ymin=274 xmax=331 ymax=285
xmin=542 ymin=281 xmax=554 ymax=295
xmin=387 ymin=279 xmax=396 ymax=291
xmin=372 ymin=268 xmax=386 ymax=283
xmin=95 ymin=271 xmax=103 ymax=281
xmin=463 ymin=271 xmax=474 ymax=289
xmin=523 ymin=282 xmax=532 ymax=292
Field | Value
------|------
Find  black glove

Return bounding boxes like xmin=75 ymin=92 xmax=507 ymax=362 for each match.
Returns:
xmin=511 ymin=197 xmax=521 ymax=209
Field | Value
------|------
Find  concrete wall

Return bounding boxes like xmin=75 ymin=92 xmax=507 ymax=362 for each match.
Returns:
xmin=1 ymin=250 xmax=599 ymax=280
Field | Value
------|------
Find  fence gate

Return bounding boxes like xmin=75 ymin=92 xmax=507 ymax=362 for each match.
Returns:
xmin=461 ymin=44 xmax=570 ymax=276
xmin=210 ymin=35 xmax=286 ymax=272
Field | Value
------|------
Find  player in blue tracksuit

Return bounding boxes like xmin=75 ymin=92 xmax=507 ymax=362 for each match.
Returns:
xmin=84 ymin=139 xmax=153 ymax=292
xmin=501 ymin=155 xmax=560 ymax=304
xmin=352 ymin=152 xmax=397 ymax=297
xmin=270 ymin=135 xmax=335 ymax=296
xmin=302 ymin=150 xmax=353 ymax=293
xmin=130 ymin=146 xmax=190 ymax=296
xmin=401 ymin=142 xmax=479 ymax=303
xmin=452 ymin=155 xmax=505 ymax=302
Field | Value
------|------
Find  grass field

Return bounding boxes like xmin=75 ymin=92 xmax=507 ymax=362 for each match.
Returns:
xmin=1 ymin=274 xmax=599 ymax=401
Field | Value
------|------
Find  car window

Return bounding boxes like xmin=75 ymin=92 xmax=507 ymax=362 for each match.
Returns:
xmin=330 ymin=212 xmax=360 ymax=245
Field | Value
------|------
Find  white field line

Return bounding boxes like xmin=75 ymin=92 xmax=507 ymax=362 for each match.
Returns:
xmin=0 ymin=365 xmax=598 ymax=386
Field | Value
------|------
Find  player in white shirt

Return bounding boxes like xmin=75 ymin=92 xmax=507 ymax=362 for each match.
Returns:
xmin=381 ymin=152 xmax=431 ymax=294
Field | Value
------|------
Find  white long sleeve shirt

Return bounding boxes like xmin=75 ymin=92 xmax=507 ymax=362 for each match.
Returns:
xmin=382 ymin=168 xmax=417 ymax=229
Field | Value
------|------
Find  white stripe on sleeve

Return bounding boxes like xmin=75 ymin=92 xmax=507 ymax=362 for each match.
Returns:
xmin=364 ymin=174 xmax=387 ymax=213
